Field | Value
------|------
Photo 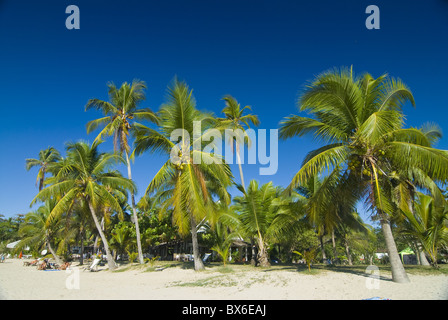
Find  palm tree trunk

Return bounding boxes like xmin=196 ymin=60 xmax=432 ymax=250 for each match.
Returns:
xmin=380 ymin=216 xmax=410 ymax=283
xmin=235 ymin=143 xmax=246 ymax=191
xmin=257 ymin=237 xmax=270 ymax=267
xmin=125 ymin=151 xmax=144 ymax=265
xmin=190 ymin=216 xmax=205 ymax=271
xmin=79 ymin=227 xmax=84 ymax=265
xmin=87 ymin=201 xmax=116 ymax=271
xmin=319 ymin=235 xmax=327 ymax=262
xmin=331 ymin=229 xmax=337 ymax=260
xmin=250 ymin=238 xmax=257 ymax=266
xmin=46 ymin=235 xmax=62 ymax=265
xmin=416 ymin=242 xmax=430 ymax=266
xmin=93 ymin=217 xmax=104 ymax=254
xmin=344 ymin=239 xmax=353 ymax=266
xmin=39 ymin=176 xmax=45 ymax=192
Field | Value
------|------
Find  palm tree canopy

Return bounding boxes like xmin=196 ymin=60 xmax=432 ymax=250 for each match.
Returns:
xmin=18 ymin=200 xmax=62 ymax=252
xmin=30 ymin=141 xmax=136 ymax=224
xmin=215 ymin=95 xmax=260 ymax=147
xmin=279 ymin=67 xmax=448 ymax=211
xmin=399 ymin=192 xmax=448 ymax=264
xmin=133 ymin=78 xmax=233 ymax=235
xmin=85 ymin=79 xmax=158 ymax=154
xmin=219 ymin=95 xmax=259 ymax=128
xmin=233 ymin=180 xmax=293 ymax=244
xmin=25 ymin=147 xmax=61 ymax=189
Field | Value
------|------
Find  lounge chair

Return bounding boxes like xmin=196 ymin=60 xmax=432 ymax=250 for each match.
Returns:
xmin=155 ymin=266 xmax=166 ymax=271
xmin=202 ymin=253 xmax=212 ymax=265
xmin=83 ymin=258 xmax=101 ymax=272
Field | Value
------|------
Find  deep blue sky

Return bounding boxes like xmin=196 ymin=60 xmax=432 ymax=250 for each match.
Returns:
xmin=1 ymin=0 xmax=447 ymax=222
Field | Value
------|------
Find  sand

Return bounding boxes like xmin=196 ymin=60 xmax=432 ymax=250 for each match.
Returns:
xmin=0 ymin=259 xmax=447 ymax=300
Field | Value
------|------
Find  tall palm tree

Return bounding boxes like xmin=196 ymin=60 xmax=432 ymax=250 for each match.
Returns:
xmin=26 ymin=147 xmax=61 ymax=191
xmin=85 ymin=79 xmax=158 ymax=264
xmin=30 ymin=141 xmax=136 ymax=270
xmin=279 ymin=66 xmax=448 ymax=283
xmin=133 ymin=78 xmax=233 ymax=271
xmin=216 ymin=96 xmax=259 ymax=191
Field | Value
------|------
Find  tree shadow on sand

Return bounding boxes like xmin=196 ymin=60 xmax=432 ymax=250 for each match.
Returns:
xmin=261 ymin=263 xmax=393 ymax=282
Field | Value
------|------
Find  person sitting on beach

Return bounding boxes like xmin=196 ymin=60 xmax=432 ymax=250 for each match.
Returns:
xmin=38 ymin=259 xmax=49 ymax=270
xmin=59 ymin=262 xmax=70 ymax=270
xmin=29 ymin=259 xmax=39 ymax=266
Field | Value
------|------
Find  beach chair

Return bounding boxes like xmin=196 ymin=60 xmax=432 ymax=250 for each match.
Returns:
xmin=202 ymin=253 xmax=212 ymax=265
xmin=83 ymin=258 xmax=101 ymax=272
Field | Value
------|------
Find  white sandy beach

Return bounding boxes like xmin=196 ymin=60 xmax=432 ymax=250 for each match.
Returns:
xmin=0 ymin=259 xmax=447 ymax=300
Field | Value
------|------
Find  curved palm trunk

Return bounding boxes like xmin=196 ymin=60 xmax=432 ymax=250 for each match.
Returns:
xmin=372 ymin=172 xmax=410 ymax=283
xmin=235 ymin=143 xmax=246 ymax=191
xmin=380 ymin=216 xmax=410 ymax=283
xmin=190 ymin=216 xmax=205 ymax=271
xmin=88 ymin=201 xmax=116 ymax=271
xmin=93 ymin=217 xmax=104 ymax=254
xmin=45 ymin=235 xmax=62 ymax=265
xmin=417 ymin=243 xmax=430 ymax=266
xmin=124 ymin=151 xmax=144 ymax=265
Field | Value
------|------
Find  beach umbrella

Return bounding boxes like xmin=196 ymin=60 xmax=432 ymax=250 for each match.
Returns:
xmin=5 ymin=241 xmax=30 ymax=251
xmin=6 ymin=241 xmax=20 ymax=249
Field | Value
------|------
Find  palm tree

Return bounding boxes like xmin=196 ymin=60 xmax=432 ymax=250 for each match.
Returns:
xmin=399 ymin=192 xmax=448 ymax=267
xmin=205 ymin=202 xmax=240 ymax=266
xmin=279 ymin=66 xmax=448 ymax=282
xmin=208 ymin=221 xmax=234 ymax=266
xmin=216 ymin=96 xmax=259 ymax=191
xmin=133 ymin=78 xmax=233 ymax=271
xmin=232 ymin=180 xmax=291 ymax=267
xmin=18 ymin=200 xmax=63 ymax=264
xmin=26 ymin=147 xmax=61 ymax=191
xmin=336 ymin=211 xmax=371 ymax=265
xmin=85 ymin=79 xmax=158 ymax=265
xmin=294 ymin=172 xmax=340 ymax=262
xmin=30 ymin=141 xmax=136 ymax=271
xmin=110 ymin=222 xmax=135 ymax=261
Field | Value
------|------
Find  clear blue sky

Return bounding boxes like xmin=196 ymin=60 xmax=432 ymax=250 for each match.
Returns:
xmin=0 ymin=0 xmax=447 ymax=221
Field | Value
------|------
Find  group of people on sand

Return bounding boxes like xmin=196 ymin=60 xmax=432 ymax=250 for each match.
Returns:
xmin=23 ymin=258 xmax=70 ymax=271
